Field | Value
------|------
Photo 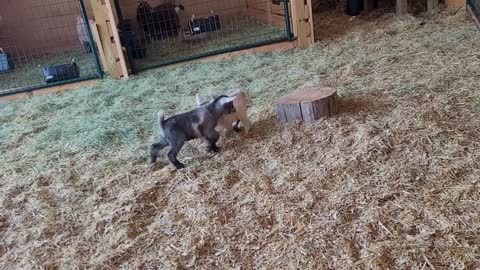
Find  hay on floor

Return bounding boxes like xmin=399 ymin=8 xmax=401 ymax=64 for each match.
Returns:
xmin=1 ymin=8 xmax=480 ymax=269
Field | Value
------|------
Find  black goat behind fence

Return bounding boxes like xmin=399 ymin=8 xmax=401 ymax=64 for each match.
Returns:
xmin=118 ymin=0 xmax=291 ymax=72
xmin=136 ymin=2 xmax=185 ymax=40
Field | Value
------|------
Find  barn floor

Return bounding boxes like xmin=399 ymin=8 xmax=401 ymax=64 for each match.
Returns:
xmin=0 ymin=50 xmax=98 ymax=94
xmin=1 ymin=9 xmax=480 ymax=269
xmin=132 ymin=16 xmax=287 ymax=70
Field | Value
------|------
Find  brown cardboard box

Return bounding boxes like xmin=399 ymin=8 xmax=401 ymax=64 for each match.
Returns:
xmin=446 ymin=0 xmax=465 ymax=8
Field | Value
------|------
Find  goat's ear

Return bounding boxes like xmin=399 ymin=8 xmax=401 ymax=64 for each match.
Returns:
xmin=220 ymin=96 xmax=236 ymax=105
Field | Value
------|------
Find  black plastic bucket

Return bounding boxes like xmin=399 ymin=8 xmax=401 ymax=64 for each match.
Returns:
xmin=346 ymin=0 xmax=364 ymax=16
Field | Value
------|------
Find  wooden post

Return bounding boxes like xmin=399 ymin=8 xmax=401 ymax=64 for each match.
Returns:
xmin=427 ymin=0 xmax=438 ymax=12
xmin=89 ymin=21 xmax=108 ymax=72
xmin=89 ymin=0 xmax=128 ymax=79
xmin=290 ymin=0 xmax=314 ymax=48
xmin=289 ymin=0 xmax=298 ymax=37
xmin=306 ymin=0 xmax=314 ymax=42
xmin=396 ymin=0 xmax=408 ymax=16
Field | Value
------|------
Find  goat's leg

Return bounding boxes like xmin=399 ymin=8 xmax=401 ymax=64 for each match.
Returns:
xmin=219 ymin=119 xmax=235 ymax=137
xmin=237 ymin=110 xmax=252 ymax=134
xmin=233 ymin=120 xmax=241 ymax=132
xmin=148 ymin=141 xmax=168 ymax=164
xmin=167 ymin=139 xmax=186 ymax=169
xmin=204 ymin=130 xmax=220 ymax=152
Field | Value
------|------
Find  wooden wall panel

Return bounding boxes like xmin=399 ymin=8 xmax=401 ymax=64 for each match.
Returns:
xmin=0 ymin=0 xmax=95 ymax=57
xmin=246 ymin=0 xmax=286 ymax=15
xmin=243 ymin=0 xmax=290 ymax=30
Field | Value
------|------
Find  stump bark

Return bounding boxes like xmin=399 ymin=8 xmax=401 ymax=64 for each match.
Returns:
xmin=276 ymin=87 xmax=338 ymax=123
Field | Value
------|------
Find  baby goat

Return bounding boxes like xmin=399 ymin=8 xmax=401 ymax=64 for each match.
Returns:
xmin=195 ymin=90 xmax=252 ymax=135
xmin=149 ymin=95 xmax=236 ymax=169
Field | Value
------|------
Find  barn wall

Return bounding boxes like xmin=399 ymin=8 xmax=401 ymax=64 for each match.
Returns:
xmin=246 ymin=0 xmax=285 ymax=15
xmin=0 ymin=0 xmax=95 ymax=58
xmin=244 ymin=0 xmax=292 ymax=30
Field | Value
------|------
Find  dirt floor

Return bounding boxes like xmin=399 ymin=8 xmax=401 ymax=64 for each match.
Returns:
xmin=1 ymin=8 xmax=480 ymax=269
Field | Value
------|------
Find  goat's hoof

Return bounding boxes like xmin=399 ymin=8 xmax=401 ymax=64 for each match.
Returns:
xmin=233 ymin=126 xmax=241 ymax=132
xmin=174 ymin=160 xmax=186 ymax=169
xmin=207 ymin=146 xmax=219 ymax=153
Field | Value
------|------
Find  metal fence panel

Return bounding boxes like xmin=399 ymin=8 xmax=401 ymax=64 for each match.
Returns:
xmin=0 ymin=0 xmax=102 ymax=96
xmin=116 ymin=0 xmax=292 ymax=73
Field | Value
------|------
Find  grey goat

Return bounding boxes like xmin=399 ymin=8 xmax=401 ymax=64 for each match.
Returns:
xmin=195 ymin=90 xmax=251 ymax=135
xmin=149 ymin=95 xmax=236 ymax=169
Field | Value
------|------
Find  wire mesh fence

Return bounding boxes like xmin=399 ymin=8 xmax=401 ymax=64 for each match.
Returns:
xmin=469 ymin=0 xmax=480 ymax=19
xmin=116 ymin=0 xmax=291 ymax=72
xmin=0 ymin=0 xmax=102 ymax=96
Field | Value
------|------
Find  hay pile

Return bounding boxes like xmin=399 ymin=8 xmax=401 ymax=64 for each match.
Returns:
xmin=1 ymin=9 xmax=480 ymax=269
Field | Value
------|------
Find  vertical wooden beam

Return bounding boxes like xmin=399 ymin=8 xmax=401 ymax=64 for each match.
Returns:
xmin=104 ymin=0 xmax=128 ymax=78
xmin=289 ymin=0 xmax=298 ymax=38
xmin=306 ymin=0 xmax=314 ymax=43
xmin=294 ymin=0 xmax=308 ymax=47
xmin=89 ymin=21 xmax=108 ymax=72
xmin=427 ymin=0 xmax=439 ymax=12
xmin=291 ymin=0 xmax=314 ymax=48
xmin=89 ymin=0 xmax=128 ymax=79
xmin=396 ymin=0 xmax=408 ymax=16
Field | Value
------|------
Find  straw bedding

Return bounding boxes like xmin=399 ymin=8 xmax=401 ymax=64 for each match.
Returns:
xmin=1 ymin=8 xmax=480 ymax=269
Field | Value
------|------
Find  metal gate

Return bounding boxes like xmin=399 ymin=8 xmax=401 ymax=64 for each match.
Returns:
xmin=0 ymin=0 xmax=103 ymax=96
xmin=115 ymin=0 xmax=292 ymax=73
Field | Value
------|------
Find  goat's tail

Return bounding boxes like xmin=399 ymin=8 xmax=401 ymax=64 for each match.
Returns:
xmin=157 ymin=111 xmax=165 ymax=128
xmin=157 ymin=111 xmax=166 ymax=138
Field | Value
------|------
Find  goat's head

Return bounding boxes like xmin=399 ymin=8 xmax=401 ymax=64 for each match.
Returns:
xmin=136 ymin=1 xmax=152 ymax=14
xmin=175 ymin=4 xmax=185 ymax=13
xmin=213 ymin=95 xmax=236 ymax=114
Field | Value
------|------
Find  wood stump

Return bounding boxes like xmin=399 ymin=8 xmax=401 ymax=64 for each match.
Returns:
xmin=276 ymin=87 xmax=338 ymax=123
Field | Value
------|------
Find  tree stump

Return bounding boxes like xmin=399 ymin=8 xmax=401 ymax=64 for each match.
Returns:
xmin=276 ymin=87 xmax=338 ymax=123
